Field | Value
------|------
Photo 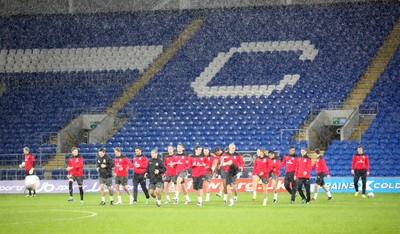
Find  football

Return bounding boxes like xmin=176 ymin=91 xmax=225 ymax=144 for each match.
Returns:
xmin=24 ymin=175 xmax=40 ymax=190
xmin=368 ymin=192 xmax=374 ymax=198
xmin=19 ymin=162 xmax=25 ymax=168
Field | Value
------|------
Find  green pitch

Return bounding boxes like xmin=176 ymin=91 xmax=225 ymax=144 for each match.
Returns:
xmin=1 ymin=192 xmax=399 ymax=234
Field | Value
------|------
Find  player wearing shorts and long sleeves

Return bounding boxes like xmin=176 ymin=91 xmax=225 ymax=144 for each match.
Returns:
xmin=190 ymin=146 xmax=207 ymax=206
xmin=67 ymin=147 xmax=84 ymax=204
xmin=252 ymin=148 xmax=270 ymax=206
xmin=267 ymin=150 xmax=281 ymax=203
xmin=212 ymin=147 xmax=224 ymax=198
xmin=132 ymin=146 xmax=150 ymax=204
xmin=203 ymin=147 xmax=215 ymax=202
xmin=230 ymin=148 xmax=244 ymax=202
xmin=19 ymin=147 xmax=36 ymax=197
xmin=97 ymin=148 xmax=115 ymax=205
xmin=163 ymin=145 xmax=176 ymax=204
xmin=296 ymin=148 xmax=312 ymax=204
xmin=311 ymin=149 xmax=332 ymax=201
xmin=146 ymin=149 xmax=166 ymax=207
xmin=113 ymin=147 xmax=134 ymax=204
xmin=281 ymin=146 xmax=298 ymax=203
xmin=351 ymin=146 xmax=370 ymax=198
xmin=173 ymin=144 xmax=191 ymax=204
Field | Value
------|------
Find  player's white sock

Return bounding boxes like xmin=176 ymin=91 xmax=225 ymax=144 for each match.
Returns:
xmin=274 ymin=193 xmax=278 ymax=200
xmin=101 ymin=196 xmax=105 ymax=202
xmin=117 ymin=196 xmax=122 ymax=203
xmin=223 ymin=194 xmax=227 ymax=200
xmin=166 ymin=195 xmax=170 ymax=201
xmin=185 ymin=194 xmax=190 ymax=200
xmin=253 ymin=191 xmax=257 ymax=197
xmin=206 ymin=193 xmax=210 ymax=200
xmin=314 ymin=193 xmax=318 ymax=199
xmin=175 ymin=191 xmax=179 ymax=198
xmin=198 ymin=196 xmax=202 ymax=203
xmin=327 ymin=192 xmax=332 ymax=197
xmin=263 ymin=198 xmax=268 ymax=203
xmin=129 ymin=195 xmax=133 ymax=202
xmin=229 ymin=198 xmax=233 ymax=203
xmin=110 ymin=196 xmax=114 ymax=201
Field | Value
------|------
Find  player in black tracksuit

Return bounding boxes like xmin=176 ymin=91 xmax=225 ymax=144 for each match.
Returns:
xmin=97 ymin=148 xmax=115 ymax=205
xmin=146 ymin=149 xmax=166 ymax=207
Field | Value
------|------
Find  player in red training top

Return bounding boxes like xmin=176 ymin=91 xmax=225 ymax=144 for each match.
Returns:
xmin=252 ymin=148 xmax=270 ymax=206
xmin=113 ymin=147 xmax=134 ymax=204
xmin=267 ymin=150 xmax=281 ymax=203
xmin=221 ymin=143 xmax=240 ymax=207
xmin=295 ymin=148 xmax=313 ymax=204
xmin=281 ymin=146 xmax=298 ymax=204
xmin=163 ymin=145 xmax=177 ymax=204
xmin=311 ymin=149 xmax=332 ymax=201
xmin=203 ymin=147 xmax=215 ymax=202
xmin=173 ymin=143 xmax=191 ymax=205
xmin=190 ymin=146 xmax=207 ymax=206
xmin=19 ymin=147 xmax=36 ymax=197
xmin=132 ymin=146 xmax=150 ymax=204
xmin=212 ymin=147 xmax=225 ymax=199
xmin=351 ymin=146 xmax=370 ymax=198
xmin=66 ymin=147 xmax=84 ymax=204
xmin=230 ymin=145 xmax=244 ymax=202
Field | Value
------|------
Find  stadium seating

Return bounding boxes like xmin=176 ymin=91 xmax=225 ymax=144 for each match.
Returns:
xmin=1 ymin=3 xmax=400 ymax=178
xmin=0 ymin=10 xmax=194 ymax=168
xmin=324 ymin=47 xmax=400 ymax=176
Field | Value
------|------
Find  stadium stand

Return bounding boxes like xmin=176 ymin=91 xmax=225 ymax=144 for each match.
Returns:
xmin=1 ymin=3 xmax=400 ymax=179
xmin=0 ymin=11 xmax=193 ymax=172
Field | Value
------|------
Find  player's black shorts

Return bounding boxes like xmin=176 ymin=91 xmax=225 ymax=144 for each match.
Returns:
xmin=149 ymin=182 xmax=163 ymax=190
xmin=315 ymin=172 xmax=326 ymax=186
xmin=68 ymin=174 xmax=84 ymax=186
xmin=193 ymin=176 xmax=205 ymax=190
xmin=115 ymin=176 xmax=128 ymax=186
xmin=99 ymin=177 xmax=113 ymax=186
xmin=163 ymin=174 xmax=177 ymax=184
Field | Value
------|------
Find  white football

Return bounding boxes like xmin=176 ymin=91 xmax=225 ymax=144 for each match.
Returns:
xmin=20 ymin=162 xmax=25 ymax=168
xmin=25 ymin=175 xmax=40 ymax=190
xmin=367 ymin=192 xmax=374 ymax=198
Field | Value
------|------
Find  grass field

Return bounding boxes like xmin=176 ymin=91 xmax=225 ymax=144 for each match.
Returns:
xmin=1 ymin=192 xmax=399 ymax=234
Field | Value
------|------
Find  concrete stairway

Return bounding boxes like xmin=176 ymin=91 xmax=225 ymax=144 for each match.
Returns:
xmin=294 ymin=18 xmax=400 ymax=146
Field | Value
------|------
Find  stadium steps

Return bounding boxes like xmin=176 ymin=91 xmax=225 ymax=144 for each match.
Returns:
xmin=43 ymin=153 xmax=66 ymax=170
xmin=293 ymin=18 xmax=400 ymax=146
xmin=106 ymin=16 xmax=207 ymax=115
xmin=345 ymin=18 xmax=400 ymax=107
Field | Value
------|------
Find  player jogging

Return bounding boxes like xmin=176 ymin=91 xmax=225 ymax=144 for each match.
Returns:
xmin=311 ymin=149 xmax=333 ymax=201
xmin=296 ymin=148 xmax=312 ymax=204
xmin=146 ymin=149 xmax=166 ymax=207
xmin=66 ymin=147 xmax=84 ymax=204
xmin=163 ymin=145 xmax=177 ymax=204
xmin=113 ymin=147 xmax=134 ymax=204
xmin=281 ymin=146 xmax=298 ymax=203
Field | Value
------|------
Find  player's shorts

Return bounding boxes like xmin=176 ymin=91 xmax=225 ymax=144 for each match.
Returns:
xmin=163 ymin=174 xmax=177 ymax=184
xmin=99 ymin=177 xmax=113 ymax=186
xmin=193 ymin=176 xmax=205 ymax=190
xmin=177 ymin=170 xmax=188 ymax=181
xmin=226 ymin=173 xmax=236 ymax=185
xmin=149 ymin=182 xmax=163 ymax=190
xmin=68 ymin=174 xmax=84 ymax=186
xmin=315 ymin=172 xmax=326 ymax=186
xmin=269 ymin=171 xmax=279 ymax=181
xmin=220 ymin=170 xmax=228 ymax=179
xmin=261 ymin=176 xmax=270 ymax=184
xmin=115 ymin=176 xmax=128 ymax=186
xmin=204 ymin=173 xmax=212 ymax=182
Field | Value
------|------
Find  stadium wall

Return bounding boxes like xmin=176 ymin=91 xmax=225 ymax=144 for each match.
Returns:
xmin=0 ymin=0 xmax=390 ymax=16
xmin=1 ymin=177 xmax=399 ymax=194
